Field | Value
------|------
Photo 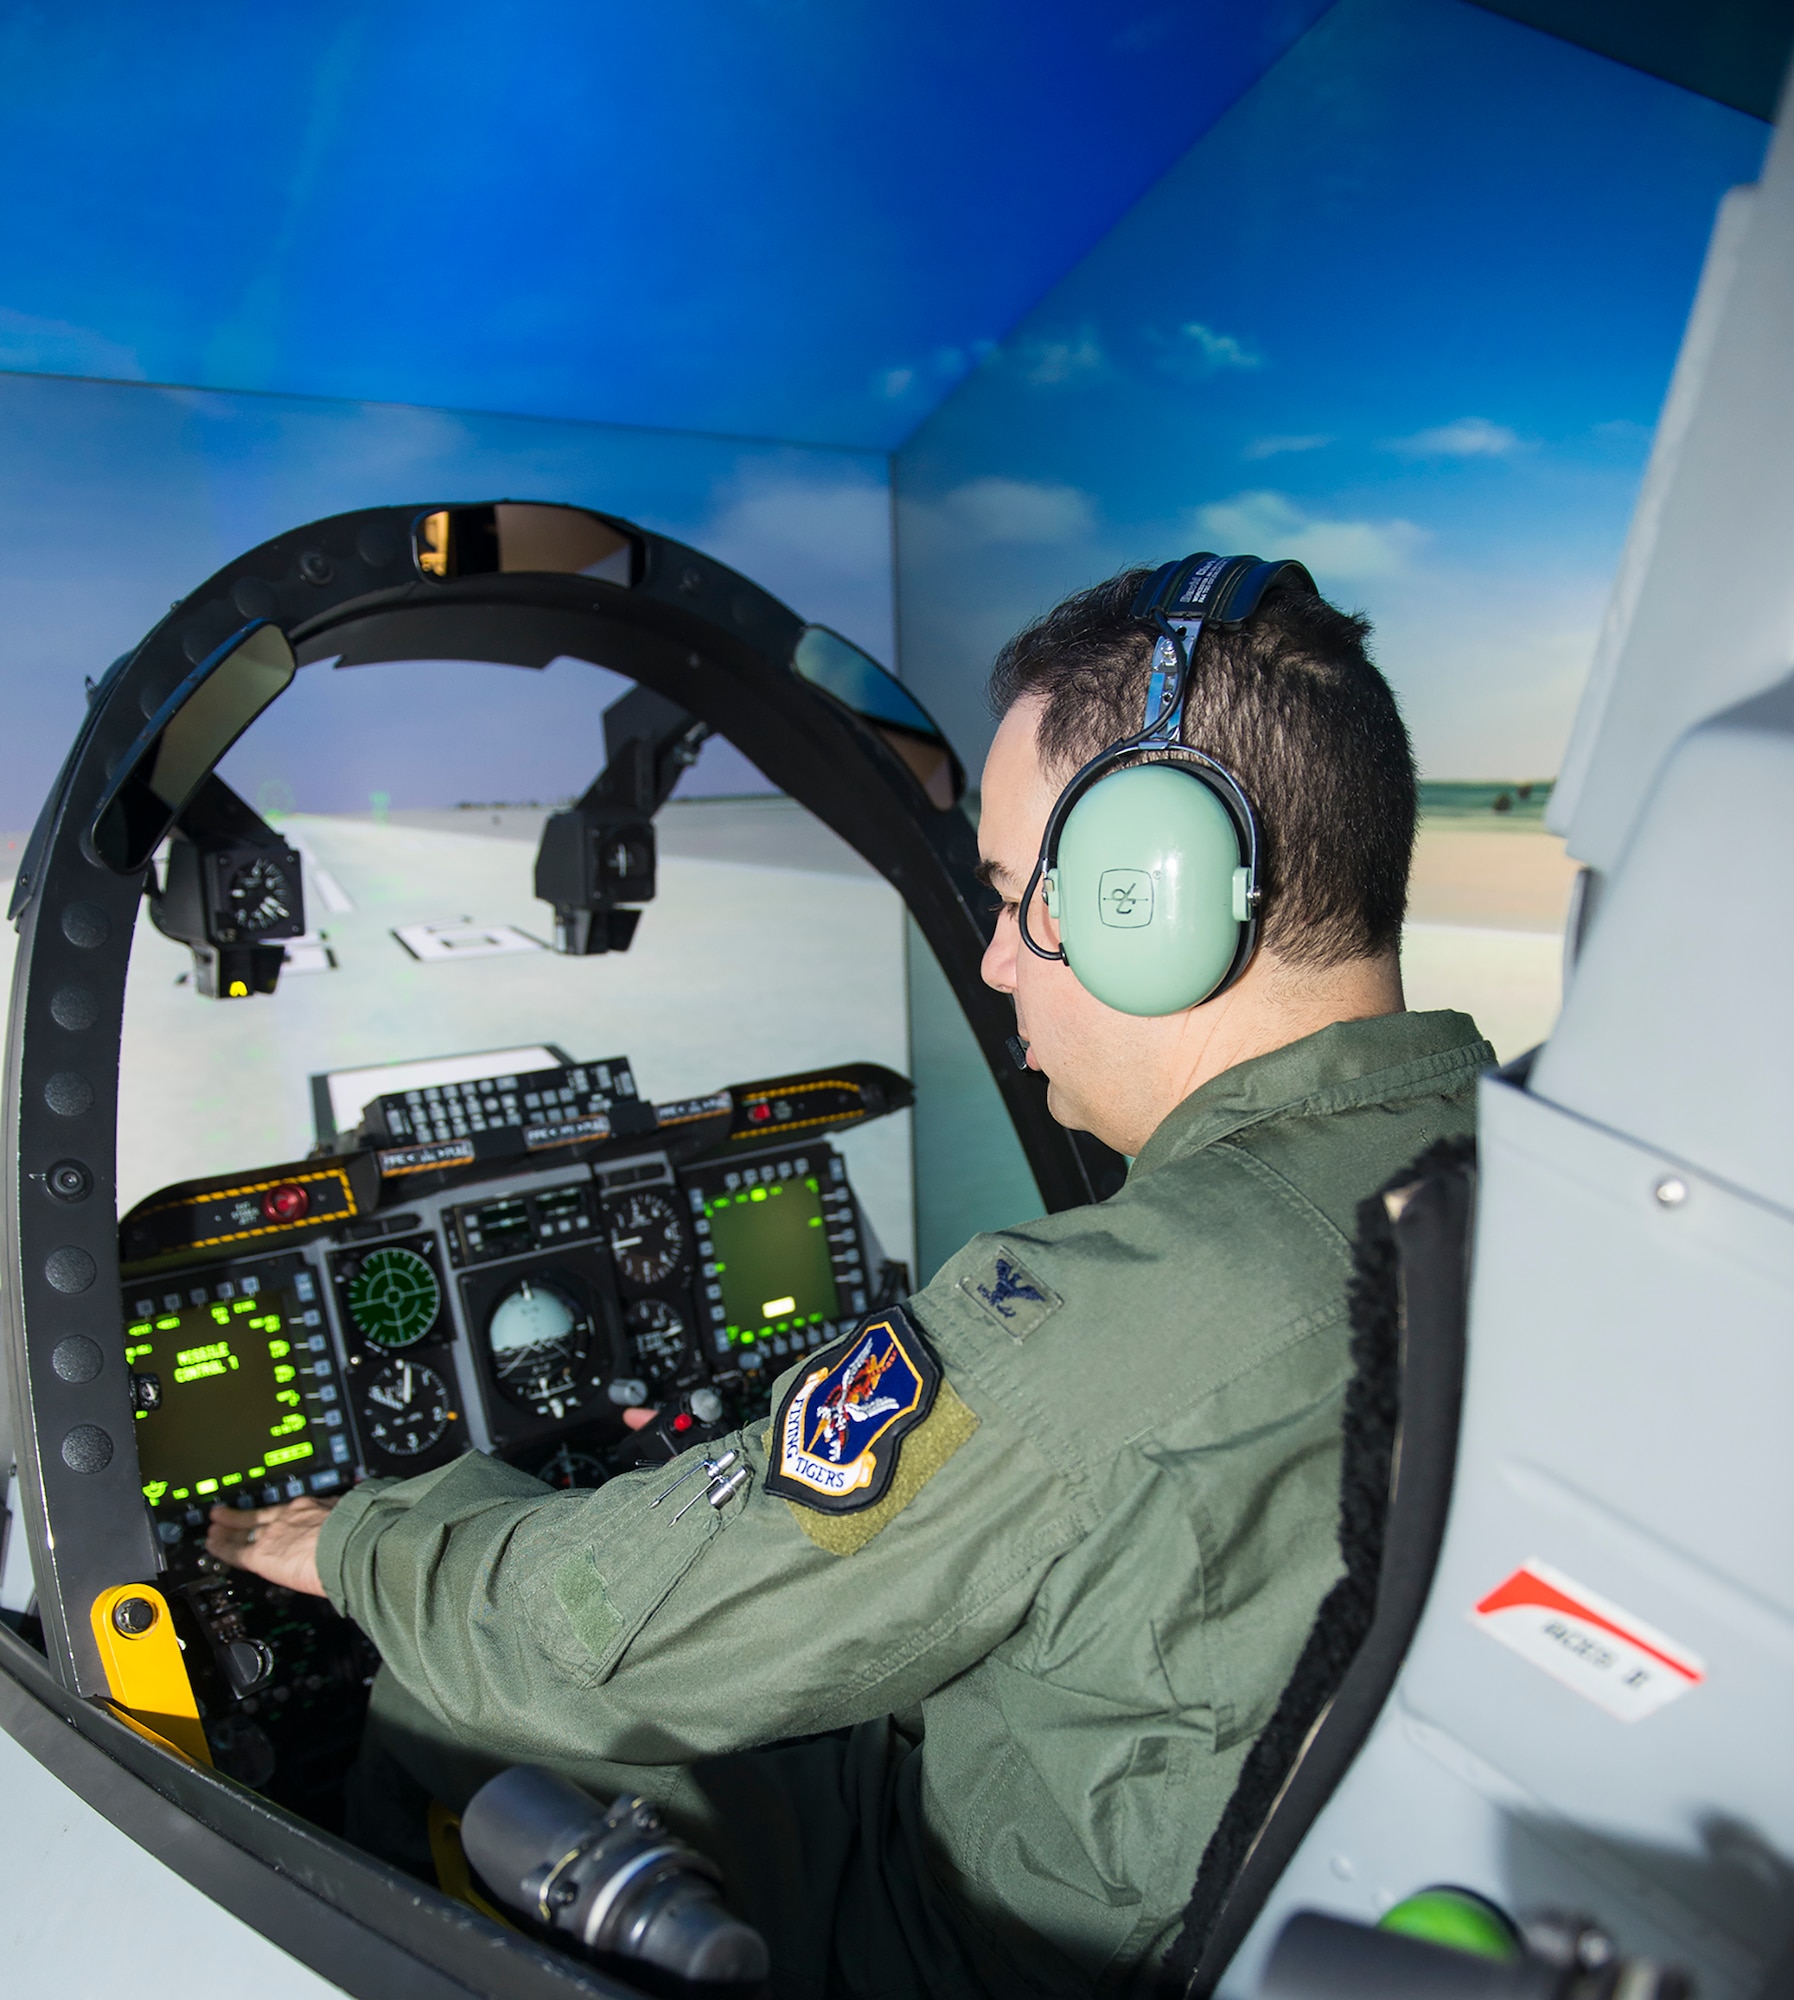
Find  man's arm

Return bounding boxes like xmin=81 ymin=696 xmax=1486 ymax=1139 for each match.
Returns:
xmin=214 ymin=1330 xmax=1088 ymax=1771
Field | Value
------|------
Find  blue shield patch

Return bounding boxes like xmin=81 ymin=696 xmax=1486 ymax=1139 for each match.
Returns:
xmin=764 ymin=1305 xmax=940 ymax=1513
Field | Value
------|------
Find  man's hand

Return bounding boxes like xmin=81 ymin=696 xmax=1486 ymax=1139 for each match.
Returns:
xmin=206 ymin=1497 xmax=337 ymax=1596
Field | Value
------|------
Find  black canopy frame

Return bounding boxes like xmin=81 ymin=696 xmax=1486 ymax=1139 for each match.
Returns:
xmin=1 ymin=500 xmax=1124 ymax=1697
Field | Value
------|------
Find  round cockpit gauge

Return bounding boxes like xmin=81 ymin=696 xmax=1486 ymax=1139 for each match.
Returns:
xmin=357 ymin=1356 xmax=452 ymax=1457
xmin=625 ymin=1297 xmax=688 ymax=1379
xmin=485 ymin=1274 xmax=600 ymax=1419
xmin=534 ymin=1443 xmax=606 ymax=1491
xmin=346 ymin=1245 xmax=440 ymax=1349
xmin=224 ymin=855 xmax=298 ymax=935
xmin=605 ymin=1191 xmax=689 ymax=1288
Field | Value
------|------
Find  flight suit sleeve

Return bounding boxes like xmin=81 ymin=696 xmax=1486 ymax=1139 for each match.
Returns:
xmin=316 ymin=1299 xmax=1090 ymax=1772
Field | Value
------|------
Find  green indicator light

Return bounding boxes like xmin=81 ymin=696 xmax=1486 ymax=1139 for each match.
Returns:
xmin=196 ymin=1478 xmax=219 ymax=1494
xmin=808 ymin=1215 xmax=822 ymax=1227
xmin=134 ymin=1409 xmax=147 ymax=1421
xmin=713 ymin=1262 xmax=726 ymax=1273
xmin=264 ymin=1441 xmax=314 ymax=1468
xmin=805 ymin=1177 xmax=818 ymax=1191
xmin=142 ymin=1481 xmax=168 ymax=1504
xmin=221 ymin=1472 xmax=241 ymax=1486
xmin=741 ymin=1332 xmax=755 ymax=1344
xmin=249 ymin=1466 xmax=266 ymax=1479
xmin=171 ymin=1488 xmax=189 ymax=1501
xmin=750 ymin=1188 xmax=767 ymax=1202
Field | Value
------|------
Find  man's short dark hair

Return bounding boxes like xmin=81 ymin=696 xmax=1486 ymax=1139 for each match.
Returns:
xmin=987 ymin=567 xmax=1417 ymax=969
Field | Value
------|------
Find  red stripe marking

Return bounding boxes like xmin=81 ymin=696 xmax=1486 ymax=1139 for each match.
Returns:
xmin=1475 ymin=1568 xmax=1701 ymax=1682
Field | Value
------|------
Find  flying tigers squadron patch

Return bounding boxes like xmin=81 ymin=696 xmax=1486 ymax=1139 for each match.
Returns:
xmin=764 ymin=1306 xmax=940 ymax=1513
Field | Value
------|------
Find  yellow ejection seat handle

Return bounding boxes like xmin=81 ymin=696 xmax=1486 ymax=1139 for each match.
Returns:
xmin=90 ymin=1583 xmax=213 ymax=1765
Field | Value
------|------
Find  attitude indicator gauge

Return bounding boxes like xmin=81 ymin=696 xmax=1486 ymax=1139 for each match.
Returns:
xmin=605 ymin=1190 xmax=689 ymax=1288
xmin=346 ymin=1245 xmax=441 ymax=1349
xmin=625 ymin=1297 xmax=688 ymax=1382
xmin=485 ymin=1274 xmax=602 ymax=1419
xmin=357 ymin=1356 xmax=452 ymax=1457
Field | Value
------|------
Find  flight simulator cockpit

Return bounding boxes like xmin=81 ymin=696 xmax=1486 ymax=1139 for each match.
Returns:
xmin=0 ymin=499 xmax=1127 ymax=1996
xmin=1 ymin=476 xmax=1765 ymax=2000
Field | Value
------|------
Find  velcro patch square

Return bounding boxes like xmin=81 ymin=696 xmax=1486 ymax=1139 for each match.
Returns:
xmin=957 ymin=1249 xmax=1062 ymax=1341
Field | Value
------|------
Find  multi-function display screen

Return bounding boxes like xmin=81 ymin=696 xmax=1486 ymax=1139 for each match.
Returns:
xmin=701 ymin=1172 xmax=840 ymax=1349
xmin=129 ymin=1268 xmax=325 ymax=1506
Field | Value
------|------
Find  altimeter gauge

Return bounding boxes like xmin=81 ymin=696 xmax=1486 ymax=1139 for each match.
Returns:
xmin=346 ymin=1245 xmax=441 ymax=1349
xmin=605 ymin=1190 xmax=689 ymax=1288
xmin=485 ymin=1274 xmax=602 ymax=1420
xmin=357 ymin=1356 xmax=452 ymax=1457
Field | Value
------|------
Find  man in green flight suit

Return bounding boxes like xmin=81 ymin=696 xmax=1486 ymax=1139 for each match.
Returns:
xmin=211 ymin=563 xmax=1491 ymax=1999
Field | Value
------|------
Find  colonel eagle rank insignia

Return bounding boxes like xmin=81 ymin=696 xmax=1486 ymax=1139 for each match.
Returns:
xmin=764 ymin=1305 xmax=940 ymax=1513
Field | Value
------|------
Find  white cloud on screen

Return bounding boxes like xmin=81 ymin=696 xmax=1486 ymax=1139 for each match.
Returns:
xmin=1016 ymin=329 xmax=1107 ymax=386
xmin=1191 ymin=490 xmax=1423 ymax=582
xmin=931 ymin=477 xmax=1097 ymax=546
xmin=1243 ymin=433 xmax=1334 ymax=460
xmin=1177 ymin=322 xmax=1263 ymax=371
xmin=1386 ymin=416 xmax=1521 ymax=458
xmin=688 ymin=457 xmax=895 ymax=659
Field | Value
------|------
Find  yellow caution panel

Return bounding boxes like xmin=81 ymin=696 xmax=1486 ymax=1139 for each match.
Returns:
xmin=90 ymin=1583 xmax=212 ymax=1766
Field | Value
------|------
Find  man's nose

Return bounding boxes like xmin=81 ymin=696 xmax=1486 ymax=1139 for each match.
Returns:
xmin=982 ymin=909 xmax=1018 ymax=994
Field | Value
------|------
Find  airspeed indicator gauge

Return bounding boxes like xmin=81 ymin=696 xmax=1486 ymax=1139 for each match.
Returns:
xmin=346 ymin=1245 xmax=441 ymax=1349
xmin=357 ymin=1357 xmax=452 ymax=1457
xmin=605 ymin=1190 xmax=688 ymax=1288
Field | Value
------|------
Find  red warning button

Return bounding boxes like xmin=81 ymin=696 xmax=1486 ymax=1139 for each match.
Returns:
xmin=1471 ymin=1558 xmax=1704 ymax=1723
xmin=261 ymin=1183 xmax=311 ymax=1223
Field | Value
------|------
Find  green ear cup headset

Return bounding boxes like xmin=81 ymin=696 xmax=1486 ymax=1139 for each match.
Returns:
xmin=1017 ymin=550 xmax=1319 ymax=1018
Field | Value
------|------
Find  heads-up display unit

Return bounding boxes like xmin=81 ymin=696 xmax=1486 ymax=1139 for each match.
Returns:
xmin=681 ymin=1146 xmax=871 ymax=1370
xmin=126 ymin=1252 xmax=352 ymax=1510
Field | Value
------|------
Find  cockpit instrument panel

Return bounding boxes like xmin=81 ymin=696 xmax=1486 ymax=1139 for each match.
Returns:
xmin=110 ymin=1055 xmax=908 ymax=1804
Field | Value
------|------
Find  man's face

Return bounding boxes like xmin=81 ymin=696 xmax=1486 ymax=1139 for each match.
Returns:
xmin=978 ymin=697 xmax=1168 ymax=1147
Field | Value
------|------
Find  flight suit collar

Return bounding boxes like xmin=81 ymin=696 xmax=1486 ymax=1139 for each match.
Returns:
xmin=1130 ymin=1008 xmax=1492 ymax=1176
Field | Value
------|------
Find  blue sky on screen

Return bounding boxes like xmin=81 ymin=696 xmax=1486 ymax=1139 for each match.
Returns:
xmin=0 ymin=0 xmax=1330 ymax=451
xmin=894 ymin=0 xmax=1768 ymax=779
xmin=0 ymin=373 xmax=891 ymax=828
